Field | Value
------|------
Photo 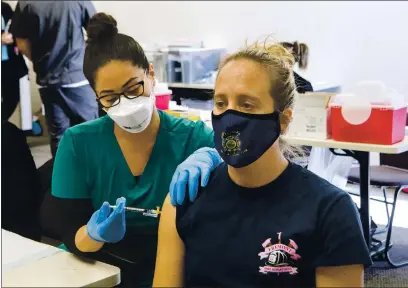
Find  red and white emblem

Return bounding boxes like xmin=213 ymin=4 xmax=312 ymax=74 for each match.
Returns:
xmin=258 ymin=232 xmax=301 ymax=275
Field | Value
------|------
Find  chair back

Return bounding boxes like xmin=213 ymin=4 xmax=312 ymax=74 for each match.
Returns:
xmin=380 ymin=151 xmax=408 ymax=170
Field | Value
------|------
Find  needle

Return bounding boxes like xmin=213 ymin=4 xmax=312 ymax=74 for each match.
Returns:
xmin=109 ymin=205 xmax=161 ymax=218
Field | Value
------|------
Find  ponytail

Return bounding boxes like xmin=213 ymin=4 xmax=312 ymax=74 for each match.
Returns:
xmin=298 ymin=43 xmax=309 ymax=70
xmin=279 ymin=41 xmax=309 ymax=70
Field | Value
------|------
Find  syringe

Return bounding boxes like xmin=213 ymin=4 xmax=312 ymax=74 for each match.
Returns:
xmin=109 ymin=205 xmax=161 ymax=218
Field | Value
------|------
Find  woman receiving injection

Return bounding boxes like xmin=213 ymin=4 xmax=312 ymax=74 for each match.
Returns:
xmin=154 ymin=39 xmax=372 ymax=287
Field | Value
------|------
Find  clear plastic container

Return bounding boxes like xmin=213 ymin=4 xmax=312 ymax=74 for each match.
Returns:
xmin=167 ymin=48 xmax=227 ymax=84
xmin=180 ymin=98 xmax=213 ymax=110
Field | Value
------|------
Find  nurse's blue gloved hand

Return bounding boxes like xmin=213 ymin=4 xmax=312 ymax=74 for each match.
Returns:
xmin=170 ymin=147 xmax=223 ymax=206
xmin=87 ymin=197 xmax=126 ymax=243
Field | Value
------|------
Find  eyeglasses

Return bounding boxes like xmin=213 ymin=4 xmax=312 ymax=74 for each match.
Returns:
xmin=97 ymin=80 xmax=145 ymax=108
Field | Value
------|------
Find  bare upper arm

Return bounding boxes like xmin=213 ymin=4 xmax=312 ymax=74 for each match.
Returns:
xmin=153 ymin=194 xmax=185 ymax=287
xmin=316 ymin=264 xmax=364 ymax=287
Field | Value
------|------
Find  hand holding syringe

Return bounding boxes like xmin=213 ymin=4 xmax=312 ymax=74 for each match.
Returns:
xmin=88 ymin=198 xmax=162 ymax=243
xmin=109 ymin=205 xmax=161 ymax=218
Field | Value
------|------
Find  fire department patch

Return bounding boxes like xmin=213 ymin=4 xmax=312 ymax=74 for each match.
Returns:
xmin=258 ymin=232 xmax=301 ymax=275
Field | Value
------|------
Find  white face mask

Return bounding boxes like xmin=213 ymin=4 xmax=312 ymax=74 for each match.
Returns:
xmin=106 ymin=91 xmax=155 ymax=133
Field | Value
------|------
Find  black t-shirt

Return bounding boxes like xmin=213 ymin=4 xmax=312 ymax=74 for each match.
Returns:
xmin=9 ymin=1 xmax=96 ymax=86
xmin=177 ymin=162 xmax=372 ymax=288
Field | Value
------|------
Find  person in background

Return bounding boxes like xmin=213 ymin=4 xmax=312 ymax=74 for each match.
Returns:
xmin=41 ymin=13 xmax=222 ymax=288
xmin=1 ymin=1 xmax=28 ymax=121
xmin=281 ymin=41 xmax=313 ymax=93
xmin=154 ymin=40 xmax=372 ymax=287
xmin=9 ymin=1 xmax=98 ymax=157
xmin=2 ymin=0 xmax=41 ymax=243
xmin=2 ymin=120 xmax=42 ymax=242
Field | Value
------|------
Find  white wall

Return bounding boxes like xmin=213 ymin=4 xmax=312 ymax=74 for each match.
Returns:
xmin=5 ymin=0 xmax=408 ymax=114
xmin=93 ymin=1 xmax=408 ymax=96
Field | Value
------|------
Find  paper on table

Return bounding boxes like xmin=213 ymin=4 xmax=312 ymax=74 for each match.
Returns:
xmin=19 ymin=75 xmax=33 ymax=131
xmin=2 ymin=230 xmax=62 ymax=272
xmin=286 ymin=92 xmax=333 ymax=140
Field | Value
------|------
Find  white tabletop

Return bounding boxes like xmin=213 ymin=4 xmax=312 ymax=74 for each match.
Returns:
xmin=2 ymin=230 xmax=120 ymax=287
xmin=311 ymin=82 xmax=341 ymax=92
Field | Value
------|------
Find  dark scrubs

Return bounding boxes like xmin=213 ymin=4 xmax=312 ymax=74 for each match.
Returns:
xmin=10 ymin=1 xmax=99 ymax=156
xmin=177 ymin=162 xmax=372 ymax=288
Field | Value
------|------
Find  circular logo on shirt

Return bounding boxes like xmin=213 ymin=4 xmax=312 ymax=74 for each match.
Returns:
xmin=258 ymin=232 xmax=301 ymax=275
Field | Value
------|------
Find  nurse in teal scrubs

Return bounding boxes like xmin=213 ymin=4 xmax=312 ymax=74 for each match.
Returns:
xmin=47 ymin=13 xmax=221 ymax=287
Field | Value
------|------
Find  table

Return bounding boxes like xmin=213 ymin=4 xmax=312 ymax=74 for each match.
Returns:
xmin=283 ymin=136 xmax=408 ymax=250
xmin=167 ymin=82 xmax=214 ymax=90
xmin=2 ymin=230 xmax=121 ymax=287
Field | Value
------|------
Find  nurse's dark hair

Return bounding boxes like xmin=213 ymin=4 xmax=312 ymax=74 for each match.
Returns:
xmin=217 ymin=37 xmax=305 ymax=159
xmin=83 ymin=13 xmax=149 ymax=89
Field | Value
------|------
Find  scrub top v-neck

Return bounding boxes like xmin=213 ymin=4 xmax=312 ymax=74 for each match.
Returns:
xmin=100 ymin=112 xmax=173 ymax=232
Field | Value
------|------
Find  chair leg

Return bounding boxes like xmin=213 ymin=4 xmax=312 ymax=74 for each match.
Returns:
xmin=373 ymin=186 xmax=391 ymax=235
xmin=382 ymin=187 xmax=390 ymax=225
xmin=384 ymin=186 xmax=408 ymax=268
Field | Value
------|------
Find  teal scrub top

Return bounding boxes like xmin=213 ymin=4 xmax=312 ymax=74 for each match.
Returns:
xmin=53 ymin=110 xmax=214 ymax=229
xmin=52 ymin=110 xmax=214 ymax=286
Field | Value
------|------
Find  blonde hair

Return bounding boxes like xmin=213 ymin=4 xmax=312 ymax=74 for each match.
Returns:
xmin=217 ymin=37 xmax=305 ymax=160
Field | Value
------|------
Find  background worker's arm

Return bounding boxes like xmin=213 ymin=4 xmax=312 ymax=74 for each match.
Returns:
xmin=80 ymin=1 xmax=97 ymax=30
xmin=153 ymin=194 xmax=185 ymax=287
xmin=316 ymin=265 xmax=364 ymax=287
xmin=15 ymin=38 xmax=31 ymax=60
xmin=9 ymin=2 xmax=36 ymax=61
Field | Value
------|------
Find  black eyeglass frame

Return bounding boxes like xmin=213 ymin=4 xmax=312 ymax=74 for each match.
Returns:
xmin=97 ymin=80 xmax=146 ymax=109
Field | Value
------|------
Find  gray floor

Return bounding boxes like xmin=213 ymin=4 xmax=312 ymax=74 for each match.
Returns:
xmin=30 ymin=138 xmax=408 ymax=286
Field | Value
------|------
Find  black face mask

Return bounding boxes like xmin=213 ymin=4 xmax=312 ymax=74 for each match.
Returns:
xmin=212 ymin=109 xmax=281 ymax=168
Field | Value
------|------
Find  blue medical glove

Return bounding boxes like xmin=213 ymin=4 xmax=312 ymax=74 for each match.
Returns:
xmin=87 ymin=197 xmax=126 ymax=243
xmin=170 ymin=147 xmax=223 ymax=206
